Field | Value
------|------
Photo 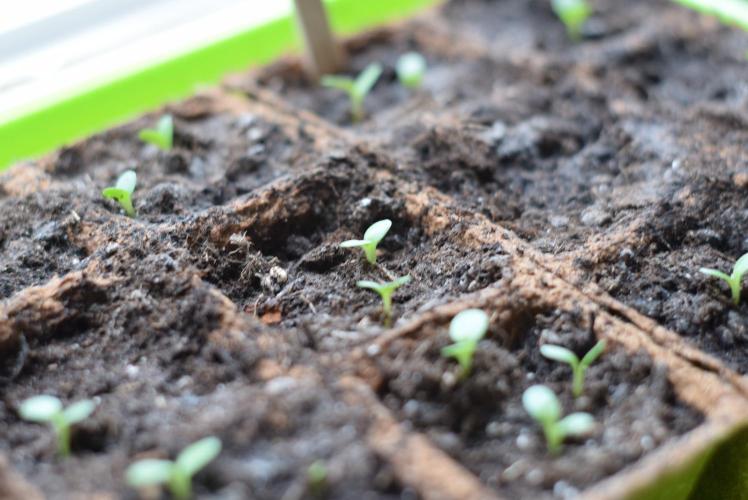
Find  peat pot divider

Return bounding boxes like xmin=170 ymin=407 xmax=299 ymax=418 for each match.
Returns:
xmin=383 ymin=185 xmax=748 ymax=498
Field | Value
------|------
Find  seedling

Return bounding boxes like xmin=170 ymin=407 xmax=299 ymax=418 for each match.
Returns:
xmin=441 ymin=309 xmax=489 ymax=378
xmin=18 ymin=395 xmax=96 ymax=457
xmin=700 ymin=253 xmax=748 ymax=305
xmin=552 ymin=0 xmax=591 ymax=40
xmin=102 ymin=170 xmax=137 ymax=217
xmin=321 ymin=63 xmax=382 ymax=122
xmin=540 ymin=340 xmax=606 ymax=397
xmin=522 ymin=385 xmax=594 ymax=454
xmin=126 ymin=437 xmax=221 ymax=500
xmin=396 ymin=52 xmax=427 ymax=88
xmin=307 ymin=460 xmax=328 ymax=496
xmin=138 ymin=115 xmax=173 ymax=151
xmin=357 ymin=275 xmax=411 ymax=325
xmin=340 ymin=219 xmax=392 ymax=265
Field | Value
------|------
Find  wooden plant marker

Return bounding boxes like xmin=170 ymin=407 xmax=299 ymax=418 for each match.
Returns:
xmin=293 ymin=0 xmax=345 ymax=79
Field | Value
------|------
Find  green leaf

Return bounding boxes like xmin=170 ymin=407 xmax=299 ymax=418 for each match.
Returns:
xmin=340 ymin=239 xmax=368 ymax=248
xmin=580 ymin=339 xmax=606 ymax=367
xmin=116 ymin=170 xmax=137 ymax=193
xmin=733 ymin=253 xmax=748 ymax=279
xmin=354 ymin=63 xmax=383 ymax=98
xmin=552 ymin=0 xmax=591 ymax=37
xmin=540 ymin=344 xmax=579 ymax=366
xmin=307 ymin=460 xmax=328 ymax=486
xmin=156 ymin=115 xmax=174 ymax=149
xmin=19 ymin=395 xmax=62 ymax=422
xmin=63 ymin=400 xmax=96 ymax=424
xmin=139 ymin=116 xmax=173 ymax=151
xmin=359 ymin=275 xmax=411 ymax=294
xmin=557 ymin=412 xmax=595 ymax=436
xmin=700 ymin=268 xmax=732 ymax=283
xmin=126 ymin=459 xmax=174 ymax=487
xmin=522 ymin=385 xmax=561 ymax=424
xmin=448 ymin=309 xmax=489 ymax=343
xmin=363 ymin=219 xmax=392 ymax=244
xmin=321 ymin=75 xmax=356 ymax=93
xmin=388 ymin=275 xmax=411 ymax=289
xmin=441 ymin=340 xmax=476 ymax=374
xmin=396 ymin=52 xmax=427 ymax=88
xmin=356 ymin=280 xmax=384 ymax=292
xmin=176 ymin=437 xmax=222 ymax=477
xmin=102 ymin=187 xmax=130 ymax=201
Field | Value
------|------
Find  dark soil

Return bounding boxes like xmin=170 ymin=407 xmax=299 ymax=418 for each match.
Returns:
xmin=376 ymin=307 xmax=700 ymax=499
xmin=2 ymin=0 xmax=745 ymax=498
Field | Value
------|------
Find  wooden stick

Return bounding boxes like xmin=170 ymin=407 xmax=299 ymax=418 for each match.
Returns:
xmin=293 ymin=0 xmax=344 ymax=79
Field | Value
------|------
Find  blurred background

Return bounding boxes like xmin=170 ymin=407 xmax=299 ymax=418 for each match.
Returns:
xmin=0 ymin=0 xmax=291 ymax=118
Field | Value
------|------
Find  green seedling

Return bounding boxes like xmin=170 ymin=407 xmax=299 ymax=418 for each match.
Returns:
xmin=307 ymin=460 xmax=328 ymax=497
xmin=396 ymin=52 xmax=427 ymax=88
xmin=357 ymin=275 xmax=411 ymax=325
xmin=321 ymin=63 xmax=382 ymax=122
xmin=18 ymin=395 xmax=96 ymax=457
xmin=552 ymin=0 xmax=591 ymax=39
xmin=700 ymin=253 xmax=748 ymax=305
xmin=540 ymin=340 xmax=606 ymax=397
xmin=102 ymin=170 xmax=137 ymax=217
xmin=126 ymin=437 xmax=221 ymax=500
xmin=441 ymin=309 xmax=489 ymax=378
xmin=139 ymin=115 xmax=173 ymax=151
xmin=340 ymin=219 xmax=392 ymax=265
xmin=522 ymin=384 xmax=594 ymax=454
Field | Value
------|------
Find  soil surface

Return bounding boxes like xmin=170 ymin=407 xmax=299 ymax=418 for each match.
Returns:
xmin=2 ymin=0 xmax=747 ymax=498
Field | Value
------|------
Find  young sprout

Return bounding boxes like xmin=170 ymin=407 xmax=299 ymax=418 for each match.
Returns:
xmin=540 ymin=340 xmax=606 ymax=397
xmin=307 ymin=460 xmax=328 ymax=496
xmin=126 ymin=437 xmax=222 ymax=500
xmin=552 ymin=0 xmax=592 ymax=40
xmin=522 ymin=385 xmax=594 ymax=454
xmin=396 ymin=52 xmax=427 ymax=89
xmin=340 ymin=219 xmax=392 ymax=265
xmin=18 ymin=395 xmax=96 ymax=457
xmin=700 ymin=253 xmax=748 ymax=305
xmin=357 ymin=275 xmax=411 ymax=326
xmin=321 ymin=63 xmax=382 ymax=122
xmin=138 ymin=115 xmax=174 ymax=151
xmin=441 ymin=309 xmax=489 ymax=378
xmin=102 ymin=170 xmax=137 ymax=217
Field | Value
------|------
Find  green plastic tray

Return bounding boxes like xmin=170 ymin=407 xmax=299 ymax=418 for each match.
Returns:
xmin=0 ymin=0 xmax=437 ymax=170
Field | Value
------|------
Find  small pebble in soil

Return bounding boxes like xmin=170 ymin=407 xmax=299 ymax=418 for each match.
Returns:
xmin=440 ymin=371 xmax=457 ymax=388
xmin=235 ymin=113 xmax=257 ymax=130
xmin=265 ymin=376 xmax=297 ymax=395
xmin=261 ymin=266 xmax=288 ymax=293
xmin=580 ymin=206 xmax=612 ymax=227
xmin=485 ymin=421 xmax=510 ymax=438
xmin=365 ymin=344 xmax=381 ymax=356
xmin=549 ymin=215 xmax=569 ymax=228
xmin=429 ymin=430 xmax=461 ymax=454
xmin=619 ymin=247 xmax=635 ymax=265
xmin=502 ymin=460 xmax=527 ymax=482
xmin=640 ymin=435 xmax=655 ymax=451
xmin=516 ymin=432 xmax=533 ymax=451
xmin=479 ymin=121 xmax=508 ymax=145
xmin=403 ymin=400 xmax=419 ymax=418
xmin=525 ymin=468 xmax=544 ymax=486
xmin=554 ymin=480 xmax=580 ymax=499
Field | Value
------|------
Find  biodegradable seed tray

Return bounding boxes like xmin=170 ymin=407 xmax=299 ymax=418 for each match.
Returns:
xmin=2 ymin=0 xmax=748 ymax=498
